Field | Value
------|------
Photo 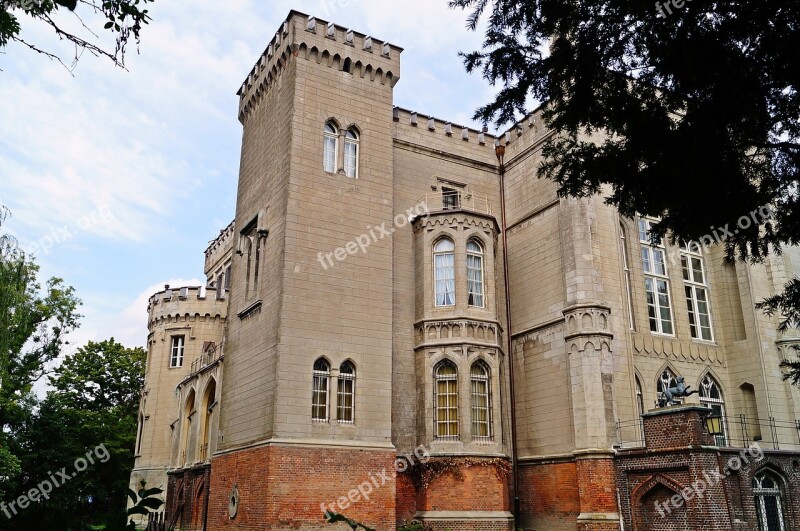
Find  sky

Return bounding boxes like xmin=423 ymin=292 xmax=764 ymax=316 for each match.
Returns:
xmin=0 ymin=0 xmax=496 ymax=358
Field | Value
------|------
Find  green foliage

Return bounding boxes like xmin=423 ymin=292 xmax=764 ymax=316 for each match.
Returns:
xmin=0 ymin=0 xmax=154 ymax=69
xmin=453 ymin=0 xmax=800 ymax=379
xmin=5 ymin=339 xmax=145 ymax=530
xmin=124 ymin=480 xmax=163 ymax=529
xmin=324 ymin=512 xmax=376 ymax=531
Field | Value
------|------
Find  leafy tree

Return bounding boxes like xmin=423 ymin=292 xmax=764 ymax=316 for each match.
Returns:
xmin=0 ymin=0 xmax=154 ymax=70
xmin=0 ymin=207 xmax=81 ymax=493
xmin=9 ymin=339 xmax=146 ymax=530
xmin=453 ymin=0 xmax=800 ymax=377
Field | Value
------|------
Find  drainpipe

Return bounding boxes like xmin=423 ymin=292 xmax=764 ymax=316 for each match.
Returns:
xmin=495 ymin=140 xmax=520 ymax=523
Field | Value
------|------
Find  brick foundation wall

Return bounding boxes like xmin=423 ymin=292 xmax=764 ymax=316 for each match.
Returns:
xmin=518 ymin=460 xmax=580 ymax=530
xmin=166 ymin=465 xmax=211 ymax=531
xmin=206 ymin=444 xmax=396 ymax=530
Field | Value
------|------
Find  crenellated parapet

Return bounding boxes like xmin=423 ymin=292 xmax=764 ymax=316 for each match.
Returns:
xmin=237 ymin=10 xmax=402 ymax=123
xmin=147 ymin=285 xmax=228 ymax=329
xmin=204 ymin=220 xmax=235 ymax=275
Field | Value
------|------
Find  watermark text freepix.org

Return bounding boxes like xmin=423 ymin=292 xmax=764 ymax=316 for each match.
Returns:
xmin=1 ymin=444 xmax=111 ymax=520
xmin=654 ymin=442 xmax=764 ymax=518
xmin=317 ymin=201 xmax=428 ymax=270
xmin=320 ymin=445 xmax=430 ymax=518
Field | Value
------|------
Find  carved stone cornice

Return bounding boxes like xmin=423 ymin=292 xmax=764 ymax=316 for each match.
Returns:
xmin=415 ymin=318 xmax=502 ymax=350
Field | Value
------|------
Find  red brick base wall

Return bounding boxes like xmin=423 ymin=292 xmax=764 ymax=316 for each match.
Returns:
xmin=206 ymin=444 xmax=396 ymax=530
xmin=518 ymin=460 xmax=580 ymax=530
xmin=166 ymin=465 xmax=211 ymax=531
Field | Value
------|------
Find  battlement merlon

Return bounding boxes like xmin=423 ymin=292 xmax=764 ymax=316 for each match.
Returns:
xmin=147 ymin=285 xmax=228 ymax=328
xmin=204 ymin=220 xmax=235 ymax=277
xmin=236 ymin=10 xmax=403 ymax=119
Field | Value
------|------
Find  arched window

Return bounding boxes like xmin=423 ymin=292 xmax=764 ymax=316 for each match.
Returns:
xmin=136 ymin=413 xmax=144 ymax=455
xmin=180 ymin=389 xmax=195 ymax=465
xmin=700 ymin=374 xmax=728 ymax=446
xmin=434 ymin=238 xmax=455 ymax=306
xmin=467 ymin=239 xmax=485 ymax=308
xmin=470 ymin=361 xmax=491 ymax=440
xmin=337 ymin=361 xmax=355 ymax=423
xmin=324 ymin=122 xmax=338 ymax=173
xmin=657 ymin=368 xmax=681 ymax=405
xmin=312 ymin=358 xmax=330 ymax=421
xmin=344 ymin=129 xmax=359 ymax=178
xmin=434 ymin=360 xmax=459 ymax=439
xmin=680 ymin=241 xmax=714 ymax=341
xmin=635 ymin=375 xmax=645 ymax=441
xmin=199 ymin=378 xmax=216 ymax=462
xmin=754 ymin=470 xmax=786 ymax=531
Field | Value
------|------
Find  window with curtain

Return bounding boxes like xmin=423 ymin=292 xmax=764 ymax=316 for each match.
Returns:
xmin=467 ymin=239 xmax=484 ymax=307
xmin=344 ymin=129 xmax=359 ymax=178
xmin=337 ymin=361 xmax=355 ymax=423
xmin=435 ymin=360 xmax=459 ymax=439
xmin=754 ymin=470 xmax=786 ymax=531
xmin=434 ymin=238 xmax=455 ymax=306
xmin=312 ymin=358 xmax=330 ymax=421
xmin=681 ymin=241 xmax=713 ymax=341
xmin=324 ymin=122 xmax=338 ymax=173
xmin=470 ymin=361 xmax=491 ymax=440
xmin=639 ymin=218 xmax=674 ymax=334
xmin=699 ymin=374 xmax=728 ymax=446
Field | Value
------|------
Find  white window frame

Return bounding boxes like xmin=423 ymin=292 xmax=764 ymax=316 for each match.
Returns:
xmin=337 ymin=361 xmax=355 ymax=424
xmin=344 ymin=129 xmax=359 ymax=178
xmin=434 ymin=238 xmax=455 ymax=307
xmin=681 ymin=241 xmax=714 ymax=341
xmin=170 ymin=335 xmax=185 ymax=368
xmin=639 ymin=218 xmax=674 ymax=335
xmin=324 ymin=122 xmax=338 ymax=173
xmin=467 ymin=239 xmax=485 ymax=308
xmin=312 ymin=359 xmax=330 ymax=422
xmin=754 ymin=471 xmax=786 ymax=531
xmin=699 ymin=374 xmax=728 ymax=446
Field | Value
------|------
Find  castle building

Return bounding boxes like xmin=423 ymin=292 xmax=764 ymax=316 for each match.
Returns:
xmin=131 ymin=10 xmax=800 ymax=531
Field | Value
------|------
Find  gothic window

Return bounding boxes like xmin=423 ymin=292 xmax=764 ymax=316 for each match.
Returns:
xmin=324 ymin=122 xmax=338 ymax=173
xmin=434 ymin=238 xmax=455 ymax=306
xmin=700 ymin=374 xmax=728 ymax=446
xmin=312 ymin=358 xmax=330 ymax=421
xmin=435 ymin=360 xmax=459 ymax=439
xmin=754 ymin=470 xmax=786 ymax=531
xmin=180 ymin=389 xmax=195 ymax=465
xmin=170 ymin=335 xmax=185 ymax=368
xmin=470 ymin=361 xmax=492 ymax=440
xmin=467 ymin=239 xmax=485 ymax=308
xmin=657 ymin=368 xmax=681 ymax=406
xmin=639 ymin=218 xmax=674 ymax=335
xmin=344 ymin=128 xmax=359 ymax=178
xmin=681 ymin=241 xmax=714 ymax=341
xmin=337 ymin=361 xmax=355 ymax=423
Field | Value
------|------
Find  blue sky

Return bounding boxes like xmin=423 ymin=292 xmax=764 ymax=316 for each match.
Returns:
xmin=0 ymin=0 xmax=495 ymax=354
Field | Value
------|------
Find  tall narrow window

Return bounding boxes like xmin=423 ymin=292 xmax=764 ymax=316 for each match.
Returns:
xmin=635 ymin=376 xmax=645 ymax=441
xmin=754 ymin=470 xmax=786 ymax=531
xmin=324 ymin=123 xmax=338 ymax=173
xmin=224 ymin=262 xmax=232 ymax=291
xmin=620 ymin=223 xmax=635 ymax=330
xmin=434 ymin=238 xmax=455 ymax=306
xmin=199 ymin=378 xmax=216 ymax=462
xmin=216 ymin=271 xmax=225 ymax=300
xmin=344 ymin=129 xmax=359 ymax=178
xmin=700 ymin=374 xmax=728 ymax=446
xmin=435 ymin=360 xmax=459 ymax=439
xmin=170 ymin=336 xmax=185 ymax=368
xmin=467 ymin=239 xmax=484 ymax=307
xmin=657 ymin=368 xmax=681 ymax=405
xmin=470 ymin=361 xmax=492 ymax=440
xmin=681 ymin=241 xmax=713 ymax=341
xmin=244 ymin=236 xmax=253 ymax=298
xmin=312 ymin=358 xmax=330 ymax=421
xmin=180 ymin=389 xmax=195 ymax=465
xmin=639 ymin=218 xmax=674 ymax=334
xmin=337 ymin=361 xmax=355 ymax=423
xmin=136 ymin=413 xmax=144 ymax=455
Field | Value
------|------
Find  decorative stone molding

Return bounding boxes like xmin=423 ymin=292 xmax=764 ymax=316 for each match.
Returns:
xmin=415 ymin=318 xmax=502 ymax=349
xmin=631 ymin=333 xmax=725 ymax=367
xmin=412 ymin=211 xmax=498 ymax=234
xmin=562 ymin=303 xmax=613 ymax=354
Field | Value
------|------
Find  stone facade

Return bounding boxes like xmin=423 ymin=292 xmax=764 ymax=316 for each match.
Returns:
xmin=130 ymin=9 xmax=800 ymax=531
